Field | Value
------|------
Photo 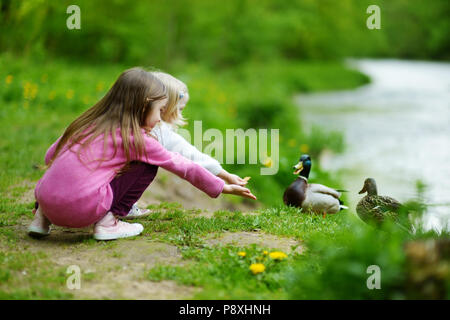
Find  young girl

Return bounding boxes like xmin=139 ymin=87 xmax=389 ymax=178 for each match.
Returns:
xmin=28 ymin=67 xmax=256 ymax=240
xmin=124 ymin=71 xmax=249 ymax=219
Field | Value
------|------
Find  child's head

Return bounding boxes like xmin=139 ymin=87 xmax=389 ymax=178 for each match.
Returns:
xmin=104 ymin=67 xmax=168 ymax=130
xmin=152 ymin=71 xmax=188 ymax=127
xmin=49 ymin=67 xmax=167 ymax=166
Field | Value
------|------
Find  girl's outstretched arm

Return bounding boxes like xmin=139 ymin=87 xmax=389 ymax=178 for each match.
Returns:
xmin=222 ymin=184 xmax=256 ymax=200
xmin=153 ymin=122 xmax=248 ymax=186
xmin=135 ymin=129 xmax=225 ymax=198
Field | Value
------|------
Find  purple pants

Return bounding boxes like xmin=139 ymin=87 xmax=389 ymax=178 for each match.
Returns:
xmin=35 ymin=161 xmax=158 ymax=217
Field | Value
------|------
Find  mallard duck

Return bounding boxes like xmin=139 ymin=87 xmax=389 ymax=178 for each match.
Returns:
xmin=283 ymin=155 xmax=347 ymax=214
xmin=357 ymin=178 xmax=411 ymax=231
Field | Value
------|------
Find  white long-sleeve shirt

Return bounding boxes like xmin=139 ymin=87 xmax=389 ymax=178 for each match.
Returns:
xmin=150 ymin=121 xmax=223 ymax=176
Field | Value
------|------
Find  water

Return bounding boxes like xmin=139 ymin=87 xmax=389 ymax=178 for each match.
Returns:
xmin=296 ymin=59 xmax=450 ymax=232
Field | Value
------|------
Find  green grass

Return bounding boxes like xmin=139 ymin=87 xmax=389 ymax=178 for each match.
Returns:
xmin=0 ymin=249 xmax=73 ymax=299
xmin=139 ymin=201 xmax=449 ymax=300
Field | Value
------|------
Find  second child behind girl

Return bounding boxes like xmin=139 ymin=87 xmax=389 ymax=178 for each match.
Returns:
xmin=124 ymin=71 xmax=250 ymax=218
xmin=29 ymin=68 xmax=256 ymax=240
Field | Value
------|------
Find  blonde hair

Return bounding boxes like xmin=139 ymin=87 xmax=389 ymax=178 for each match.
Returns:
xmin=152 ymin=71 xmax=187 ymax=127
xmin=48 ymin=67 xmax=166 ymax=168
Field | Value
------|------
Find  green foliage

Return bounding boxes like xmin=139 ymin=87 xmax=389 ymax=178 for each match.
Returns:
xmin=1 ymin=0 xmax=448 ymax=66
xmin=285 ymin=187 xmax=450 ymax=300
xmin=286 ymin=221 xmax=409 ymax=299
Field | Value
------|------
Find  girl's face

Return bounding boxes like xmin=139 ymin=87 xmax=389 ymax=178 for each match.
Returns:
xmin=144 ymin=97 xmax=168 ymax=129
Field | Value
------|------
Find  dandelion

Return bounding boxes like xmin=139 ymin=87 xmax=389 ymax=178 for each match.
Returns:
xmin=263 ymin=250 xmax=268 ymax=255
xmin=269 ymin=251 xmax=288 ymax=261
xmin=238 ymin=251 xmax=246 ymax=257
xmin=300 ymin=144 xmax=309 ymax=153
xmin=5 ymin=75 xmax=13 ymax=85
xmin=23 ymin=82 xmax=38 ymax=100
xmin=66 ymin=89 xmax=74 ymax=100
xmin=263 ymin=157 xmax=272 ymax=168
xmin=249 ymin=263 xmax=265 ymax=275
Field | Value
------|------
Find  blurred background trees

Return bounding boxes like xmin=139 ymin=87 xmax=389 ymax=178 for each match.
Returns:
xmin=1 ymin=0 xmax=448 ymax=68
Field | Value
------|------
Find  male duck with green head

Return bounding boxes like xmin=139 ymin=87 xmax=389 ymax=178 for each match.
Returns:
xmin=283 ymin=155 xmax=347 ymax=215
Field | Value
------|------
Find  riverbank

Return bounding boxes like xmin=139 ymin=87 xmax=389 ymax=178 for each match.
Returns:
xmin=297 ymin=59 xmax=450 ymax=232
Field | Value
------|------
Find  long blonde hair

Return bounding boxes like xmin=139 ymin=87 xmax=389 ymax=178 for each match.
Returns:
xmin=152 ymin=71 xmax=187 ymax=127
xmin=47 ymin=67 xmax=166 ymax=168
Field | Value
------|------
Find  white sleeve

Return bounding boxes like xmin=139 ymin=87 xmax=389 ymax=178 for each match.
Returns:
xmin=153 ymin=122 xmax=223 ymax=176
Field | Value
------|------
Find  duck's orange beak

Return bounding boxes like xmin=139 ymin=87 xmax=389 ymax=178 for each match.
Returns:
xmin=293 ymin=161 xmax=303 ymax=175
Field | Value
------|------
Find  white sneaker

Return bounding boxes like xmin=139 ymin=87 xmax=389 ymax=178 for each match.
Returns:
xmin=94 ymin=212 xmax=144 ymax=240
xmin=28 ymin=207 xmax=51 ymax=238
xmin=121 ymin=203 xmax=151 ymax=220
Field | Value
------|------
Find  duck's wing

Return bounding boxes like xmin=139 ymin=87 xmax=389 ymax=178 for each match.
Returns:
xmin=380 ymin=196 xmax=402 ymax=210
xmin=308 ymin=183 xmax=341 ymax=199
xmin=357 ymin=196 xmax=411 ymax=232
xmin=357 ymin=196 xmax=401 ymax=221
xmin=303 ymin=188 xmax=341 ymax=214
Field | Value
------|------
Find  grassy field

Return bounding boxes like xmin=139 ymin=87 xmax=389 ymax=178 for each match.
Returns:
xmin=1 ymin=54 xmax=448 ymax=299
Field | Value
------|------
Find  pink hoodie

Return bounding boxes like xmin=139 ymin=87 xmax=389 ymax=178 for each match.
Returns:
xmin=34 ymin=127 xmax=224 ymax=228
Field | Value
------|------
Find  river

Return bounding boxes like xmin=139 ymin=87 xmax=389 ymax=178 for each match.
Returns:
xmin=296 ymin=59 xmax=450 ymax=232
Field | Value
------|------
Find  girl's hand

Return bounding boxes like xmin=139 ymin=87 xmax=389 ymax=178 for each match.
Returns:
xmin=222 ymin=184 xmax=257 ymax=200
xmin=218 ymin=170 xmax=248 ymax=186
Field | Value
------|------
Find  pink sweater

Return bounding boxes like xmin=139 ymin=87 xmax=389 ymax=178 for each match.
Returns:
xmin=34 ymin=127 xmax=225 ymax=228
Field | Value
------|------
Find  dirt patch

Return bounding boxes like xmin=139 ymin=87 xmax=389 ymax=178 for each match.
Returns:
xmin=204 ymin=231 xmax=304 ymax=254
xmin=7 ymin=221 xmax=199 ymax=299
xmin=77 ymin=276 xmax=198 ymax=300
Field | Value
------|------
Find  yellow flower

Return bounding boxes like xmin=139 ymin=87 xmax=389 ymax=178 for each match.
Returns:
xmin=269 ymin=251 xmax=288 ymax=261
xmin=66 ymin=89 xmax=74 ymax=100
xmin=5 ymin=75 xmax=13 ymax=85
xmin=249 ymin=263 xmax=265 ymax=275
xmin=263 ymin=250 xmax=268 ymax=255
xmin=238 ymin=251 xmax=246 ymax=257
xmin=23 ymin=82 xmax=38 ymax=100
xmin=300 ymin=144 xmax=309 ymax=153
xmin=263 ymin=157 xmax=272 ymax=168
